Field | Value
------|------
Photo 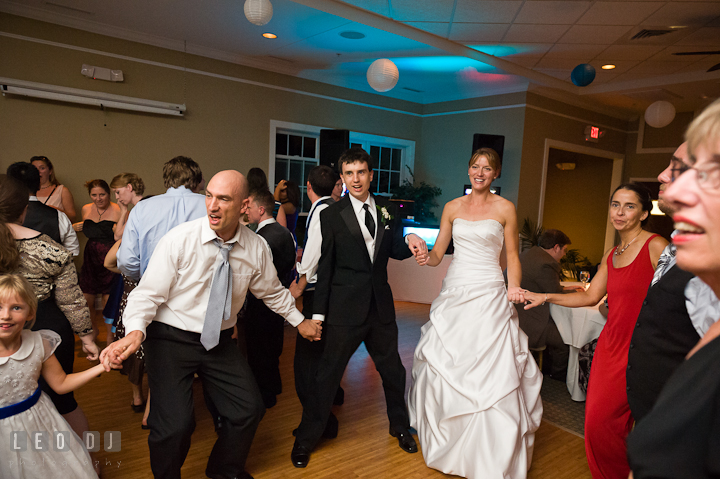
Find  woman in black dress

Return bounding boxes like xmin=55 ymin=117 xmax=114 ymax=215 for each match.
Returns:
xmin=73 ymin=179 xmax=121 ymax=344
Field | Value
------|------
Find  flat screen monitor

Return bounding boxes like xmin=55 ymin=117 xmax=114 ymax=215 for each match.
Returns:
xmin=403 ymin=225 xmax=440 ymax=250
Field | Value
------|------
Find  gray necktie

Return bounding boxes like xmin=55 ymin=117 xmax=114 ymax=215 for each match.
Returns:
xmin=201 ymin=240 xmax=234 ymax=350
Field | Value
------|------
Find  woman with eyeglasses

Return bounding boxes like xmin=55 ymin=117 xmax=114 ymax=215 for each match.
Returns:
xmin=627 ymin=99 xmax=720 ymax=479
xmin=31 ymin=156 xmax=77 ymax=222
xmin=523 ymin=183 xmax=667 ymax=479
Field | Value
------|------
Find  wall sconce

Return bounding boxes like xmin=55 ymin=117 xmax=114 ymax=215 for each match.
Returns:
xmin=556 ymin=163 xmax=576 ymax=171
xmin=651 ymin=200 xmax=664 ymax=215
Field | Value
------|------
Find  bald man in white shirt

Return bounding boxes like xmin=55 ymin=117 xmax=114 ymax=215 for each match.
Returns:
xmin=102 ymin=170 xmax=321 ymax=479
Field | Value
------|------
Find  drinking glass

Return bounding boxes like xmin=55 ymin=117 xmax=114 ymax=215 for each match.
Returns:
xmin=579 ymin=271 xmax=590 ymax=290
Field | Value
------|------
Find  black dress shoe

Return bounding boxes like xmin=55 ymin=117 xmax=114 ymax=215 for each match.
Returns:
xmin=291 ymin=443 xmax=311 ymax=468
xmin=323 ymin=412 xmax=338 ymax=439
xmin=389 ymin=427 xmax=418 ymax=453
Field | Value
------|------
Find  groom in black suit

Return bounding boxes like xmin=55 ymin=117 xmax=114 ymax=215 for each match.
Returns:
xmin=291 ymin=147 xmax=427 ymax=467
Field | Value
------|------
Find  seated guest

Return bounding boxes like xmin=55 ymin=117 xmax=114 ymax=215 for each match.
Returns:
xmin=626 ymin=142 xmax=720 ymax=424
xmin=243 ymin=189 xmax=297 ymax=408
xmin=6 ymin=161 xmax=79 ymax=256
xmin=627 ymin=98 xmax=720 ymax=479
xmin=511 ymin=229 xmax=574 ymax=380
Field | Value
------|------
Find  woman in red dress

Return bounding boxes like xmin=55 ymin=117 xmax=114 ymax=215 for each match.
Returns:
xmin=524 ymin=183 xmax=667 ymax=478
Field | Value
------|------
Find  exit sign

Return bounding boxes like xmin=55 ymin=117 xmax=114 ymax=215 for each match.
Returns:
xmin=585 ymin=125 xmax=604 ymax=143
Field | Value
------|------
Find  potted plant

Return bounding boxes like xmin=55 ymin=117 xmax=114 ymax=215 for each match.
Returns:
xmin=391 ymin=167 xmax=442 ymax=224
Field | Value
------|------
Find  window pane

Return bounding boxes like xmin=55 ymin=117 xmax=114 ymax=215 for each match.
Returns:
xmin=370 ymin=173 xmax=378 ymax=193
xmin=275 ymin=159 xmax=287 ymax=181
xmin=379 ymin=171 xmax=390 ymax=193
xmin=276 ymin=134 xmax=287 ymax=155
xmin=303 ymin=194 xmax=311 ymax=212
xmin=304 ymin=162 xmax=314 ymax=185
xmin=303 ymin=137 xmax=316 ymax=158
xmin=289 ymin=160 xmax=303 ymax=184
xmin=392 ymin=148 xmax=401 ymax=171
xmin=370 ymin=146 xmax=380 ymax=168
xmin=380 ymin=147 xmax=391 ymax=170
xmin=289 ymin=135 xmax=302 ymax=156
xmin=351 ymin=143 xmax=362 ymax=149
xmin=390 ymin=172 xmax=400 ymax=191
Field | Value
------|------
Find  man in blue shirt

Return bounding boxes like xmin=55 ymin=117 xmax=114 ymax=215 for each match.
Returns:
xmin=117 ymin=156 xmax=206 ymax=281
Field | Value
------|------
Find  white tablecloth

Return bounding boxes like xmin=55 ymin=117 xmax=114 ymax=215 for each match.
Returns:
xmin=550 ymin=302 xmax=607 ymax=401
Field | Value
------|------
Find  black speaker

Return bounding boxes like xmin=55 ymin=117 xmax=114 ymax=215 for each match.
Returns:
xmin=320 ymin=129 xmax=350 ymax=171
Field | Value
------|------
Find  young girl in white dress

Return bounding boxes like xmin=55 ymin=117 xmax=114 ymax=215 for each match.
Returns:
xmin=0 ymin=274 xmax=105 ymax=479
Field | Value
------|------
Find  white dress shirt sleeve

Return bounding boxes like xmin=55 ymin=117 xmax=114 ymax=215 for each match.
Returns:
xmin=249 ymin=242 xmax=305 ymax=327
xmin=121 ymin=231 xmax=181 ymax=338
xmin=296 ymin=202 xmax=328 ymax=283
xmin=57 ymin=210 xmax=80 ymax=256
xmin=685 ymin=277 xmax=720 ymax=336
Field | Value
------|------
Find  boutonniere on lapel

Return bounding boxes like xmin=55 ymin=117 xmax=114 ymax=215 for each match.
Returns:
xmin=377 ymin=205 xmax=393 ymax=227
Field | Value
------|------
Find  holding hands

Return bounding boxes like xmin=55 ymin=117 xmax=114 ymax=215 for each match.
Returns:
xmin=298 ymin=319 xmax=322 ymax=341
xmin=407 ymin=233 xmax=429 ymax=265
xmin=100 ymin=330 xmax=143 ymax=372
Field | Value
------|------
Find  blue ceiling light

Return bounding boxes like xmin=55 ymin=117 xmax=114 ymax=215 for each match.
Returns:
xmin=392 ymin=56 xmax=494 ymax=73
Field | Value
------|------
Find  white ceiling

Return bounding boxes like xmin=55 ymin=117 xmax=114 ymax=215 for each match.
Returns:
xmin=2 ymin=0 xmax=720 ymax=117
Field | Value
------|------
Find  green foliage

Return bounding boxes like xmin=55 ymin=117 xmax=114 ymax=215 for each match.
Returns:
xmin=560 ymin=248 xmax=592 ymax=281
xmin=519 ymin=217 xmax=543 ymax=252
xmin=391 ymin=166 xmax=442 ymax=223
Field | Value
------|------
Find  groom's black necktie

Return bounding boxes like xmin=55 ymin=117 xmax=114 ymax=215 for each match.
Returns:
xmin=363 ymin=204 xmax=376 ymax=239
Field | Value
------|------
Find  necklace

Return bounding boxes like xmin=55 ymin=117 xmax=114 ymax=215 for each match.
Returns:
xmin=615 ymin=231 xmax=642 ymax=256
xmin=96 ymin=204 xmax=108 ymax=220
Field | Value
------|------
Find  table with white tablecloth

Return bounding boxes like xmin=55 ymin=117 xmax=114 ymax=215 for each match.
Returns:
xmin=550 ymin=301 xmax=607 ymax=401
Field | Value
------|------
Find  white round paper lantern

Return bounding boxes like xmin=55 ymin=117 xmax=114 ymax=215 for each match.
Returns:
xmin=645 ymin=101 xmax=676 ymax=129
xmin=367 ymin=59 xmax=399 ymax=92
xmin=244 ymin=0 xmax=273 ymax=26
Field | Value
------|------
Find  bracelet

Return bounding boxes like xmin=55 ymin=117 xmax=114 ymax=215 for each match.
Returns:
xmin=541 ymin=293 xmax=548 ymax=306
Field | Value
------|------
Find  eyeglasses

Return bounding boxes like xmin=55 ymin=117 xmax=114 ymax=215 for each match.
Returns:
xmin=670 ymin=162 xmax=720 ymax=191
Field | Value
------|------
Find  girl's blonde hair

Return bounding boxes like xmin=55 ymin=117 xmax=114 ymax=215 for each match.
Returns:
xmin=110 ymin=173 xmax=145 ymax=196
xmin=0 ymin=274 xmax=38 ymax=329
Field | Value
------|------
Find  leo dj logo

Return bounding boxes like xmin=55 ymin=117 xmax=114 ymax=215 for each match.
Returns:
xmin=11 ymin=431 xmax=121 ymax=452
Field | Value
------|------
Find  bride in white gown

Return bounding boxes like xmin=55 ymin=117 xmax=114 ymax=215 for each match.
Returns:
xmin=409 ymin=148 xmax=543 ymax=479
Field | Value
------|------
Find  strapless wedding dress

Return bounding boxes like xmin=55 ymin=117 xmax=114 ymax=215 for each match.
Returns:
xmin=409 ymin=218 xmax=543 ymax=479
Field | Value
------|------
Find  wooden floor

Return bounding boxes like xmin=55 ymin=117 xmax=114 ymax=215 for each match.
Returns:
xmin=75 ymin=301 xmax=590 ymax=478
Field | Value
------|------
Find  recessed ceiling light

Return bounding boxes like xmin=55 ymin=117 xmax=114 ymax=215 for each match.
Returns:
xmin=601 ymin=64 xmax=616 ymax=70
xmin=263 ymin=33 xmax=277 ymax=39
xmin=340 ymin=31 xmax=366 ymax=40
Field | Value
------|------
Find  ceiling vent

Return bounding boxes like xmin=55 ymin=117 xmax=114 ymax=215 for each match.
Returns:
xmin=631 ymin=29 xmax=674 ymax=40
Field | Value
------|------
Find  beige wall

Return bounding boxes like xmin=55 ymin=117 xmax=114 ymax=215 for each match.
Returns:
xmin=517 ymin=93 xmax=630 ymax=226
xmin=416 ymin=93 xmax=527 ymax=218
xmin=1 ymin=13 xmax=697 ymax=236
xmin=0 ymin=13 xmax=422 ymax=217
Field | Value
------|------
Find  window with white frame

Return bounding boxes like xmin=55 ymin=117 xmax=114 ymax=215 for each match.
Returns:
xmin=273 ymin=131 xmax=319 ymax=212
xmin=269 ymin=121 xmax=415 ymax=213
